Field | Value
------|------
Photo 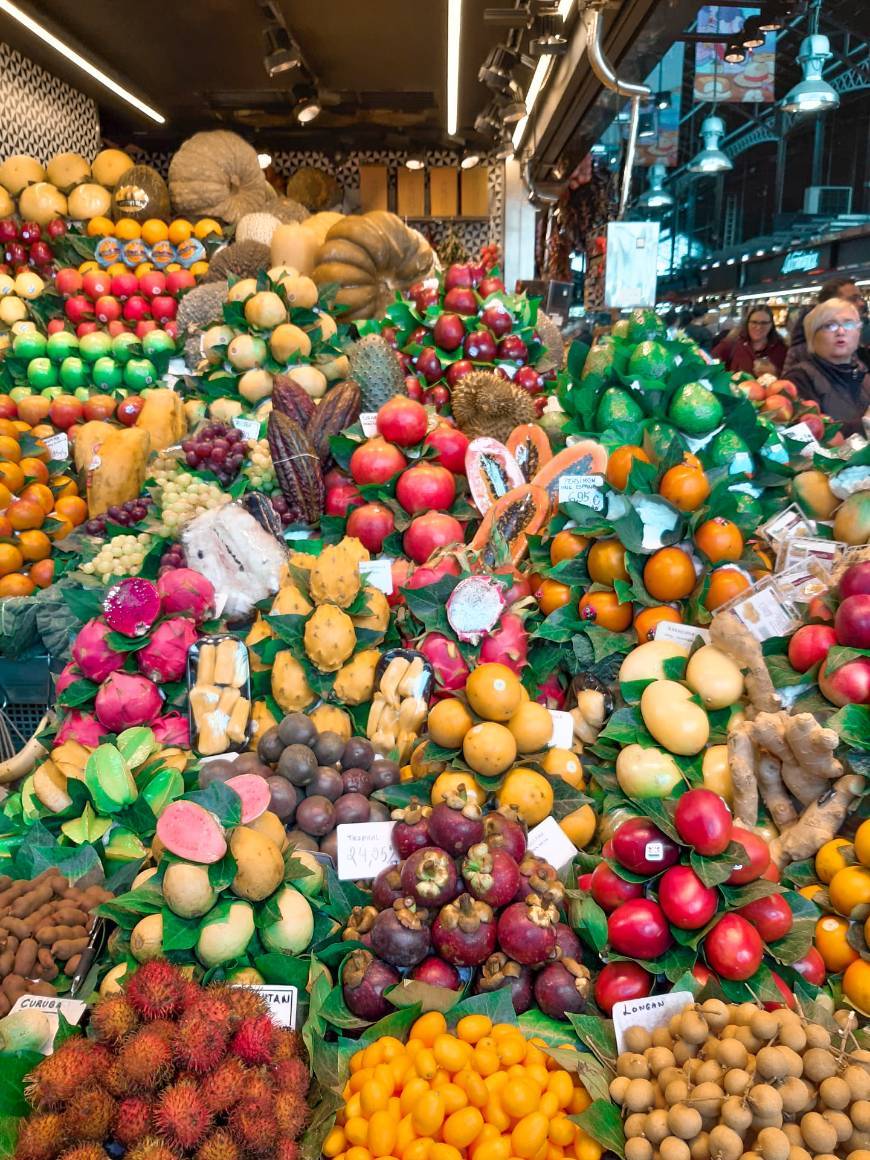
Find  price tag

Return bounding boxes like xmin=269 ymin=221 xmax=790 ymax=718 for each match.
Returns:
xmin=527 ymin=817 xmax=578 ymax=873
xmin=557 ymin=473 xmax=605 ymax=510
xmin=360 ymin=413 xmax=379 ymax=437
xmin=250 ymin=985 xmax=298 ymax=1029
xmin=336 ymin=821 xmax=399 ymax=880
xmin=644 ymin=842 xmax=666 ymax=862
xmin=42 ymin=432 xmax=69 ymax=461
xmin=359 ymin=558 xmax=394 ymax=595
xmin=10 ymin=994 xmax=86 ymax=1053
xmin=613 ymin=991 xmax=694 ymax=1054
xmin=233 ymin=417 xmax=261 ymax=442
xmin=548 ymin=710 xmax=573 ymax=749
xmin=652 ymin=621 xmax=711 ymax=648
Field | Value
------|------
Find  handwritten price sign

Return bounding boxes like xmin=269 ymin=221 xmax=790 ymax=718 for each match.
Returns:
xmin=336 ymin=822 xmax=399 ymax=880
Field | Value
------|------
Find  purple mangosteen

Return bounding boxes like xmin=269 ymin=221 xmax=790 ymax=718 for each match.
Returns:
xmin=473 ymin=952 xmax=534 ymax=1014
xmin=427 ymin=791 xmax=484 ymax=856
xmin=342 ymin=949 xmax=401 ymax=1021
xmin=391 ymin=800 xmax=432 ymax=858
xmin=410 ymin=956 xmax=462 ymax=991
xmin=431 ymin=893 xmax=497 ymax=967
xmin=370 ymin=897 xmax=431 ymax=968
xmin=496 ymin=891 xmax=559 ymax=966
xmin=533 ymin=959 xmax=592 ymax=1021
xmin=400 ymin=847 xmax=458 ymax=909
xmin=462 ymin=842 xmax=521 ymax=908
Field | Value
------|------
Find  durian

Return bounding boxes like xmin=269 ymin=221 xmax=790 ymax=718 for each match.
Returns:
xmin=347 ymin=334 xmax=406 ymax=413
xmin=204 ymin=241 xmax=270 ymax=284
xmin=450 ymin=370 xmax=537 ymax=443
xmin=535 ymin=311 xmax=565 ymax=373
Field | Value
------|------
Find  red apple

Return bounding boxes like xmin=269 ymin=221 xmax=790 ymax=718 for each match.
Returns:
xmin=835 ymin=594 xmax=870 ymax=649
xmin=0 ymin=397 xmax=17 ymax=420
xmin=787 ymin=624 xmax=837 ymax=672
xmin=83 ymin=394 xmax=117 ymax=421
xmin=115 ymin=396 xmax=145 ymax=426
xmin=761 ymin=395 xmax=794 ymax=422
xmin=46 ymin=319 xmax=67 ymax=335
xmin=444 ymin=264 xmax=473 ymax=291
xmin=82 ymin=270 xmax=112 ymax=300
xmin=45 ymin=219 xmax=67 ymax=239
xmin=64 ymin=295 xmax=92 ymax=325
xmin=478 ymin=276 xmax=506 ymax=296
xmin=819 ymin=655 xmax=870 ymax=706
xmin=404 ymin=377 xmax=425 ymax=402
xmin=446 ymin=359 xmax=474 ymax=387
xmin=123 ymin=295 xmax=150 ymax=323
xmin=165 ymin=270 xmax=195 ymax=294
xmin=111 ymin=272 xmax=139 ymax=300
xmin=513 ymin=365 xmax=544 ymax=394
xmin=94 ymin=295 xmax=122 ymax=323
xmin=150 ymin=296 xmax=177 ymax=324
xmin=769 ymin=378 xmax=798 ymax=399
xmin=163 ymin=321 xmax=179 ymax=340
xmin=138 ymin=271 xmax=167 ymax=299
xmin=106 ymin=320 xmax=126 ymax=337
xmin=480 ymin=303 xmax=513 ymax=337
xmin=443 ymin=287 xmax=478 ymax=316
xmin=463 ymin=329 xmax=497 ymax=361
xmin=135 ymin=320 xmax=158 ymax=338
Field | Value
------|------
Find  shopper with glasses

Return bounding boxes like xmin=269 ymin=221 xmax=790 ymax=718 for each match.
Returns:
xmin=783 ymin=276 xmax=869 ymax=375
xmin=787 ymin=299 xmax=870 ymax=437
xmin=712 ymin=303 xmax=787 ymax=376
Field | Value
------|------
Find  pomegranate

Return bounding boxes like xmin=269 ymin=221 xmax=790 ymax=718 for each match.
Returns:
xmin=324 ymin=483 xmax=363 ymax=517
xmin=403 ymin=511 xmax=464 ymax=564
xmin=735 ymin=893 xmax=793 ymax=942
xmin=388 ymin=558 xmax=414 ymax=606
xmin=376 ymin=396 xmax=429 ymax=446
xmin=657 ymin=865 xmax=718 ymax=930
xmin=835 ymin=594 xmax=870 ymax=649
xmin=463 ymin=842 xmax=521 ymax=907
xmin=607 ymin=899 xmax=673 ymax=958
xmin=405 ymin=554 xmax=462 ymax=588
xmin=349 ymin=438 xmax=407 ymax=485
xmin=433 ymin=313 xmax=466 ymax=353
xmin=497 ymin=892 xmax=559 ymax=966
xmin=401 ymin=847 xmax=458 ymax=908
xmin=594 ymin=961 xmax=653 ymax=1015
xmin=703 ymin=914 xmax=763 ymax=980
xmin=483 ymin=807 xmax=527 ymax=863
xmin=342 ymin=949 xmax=400 ymax=1020
xmin=674 ymin=788 xmax=733 ymax=855
xmin=391 ymin=801 xmax=432 ymax=858
xmin=787 ymin=624 xmax=836 ymax=672
xmin=432 ymin=894 xmax=497 ymax=966
xmin=728 ymin=826 xmax=772 ymax=884
xmin=474 ymin=952 xmax=533 ymax=1013
xmin=395 ymin=462 xmax=456 ymax=514
xmin=371 ymin=864 xmax=405 ymax=911
xmin=612 ymin=818 xmax=680 ymax=875
xmin=589 ymin=861 xmax=645 ymax=913
xmin=423 ymin=425 xmax=470 ymax=474
xmin=534 ymin=959 xmax=592 ymax=1021
xmin=428 ymin=791 xmax=484 ymax=856
xmin=410 ymin=956 xmax=461 ymax=990
xmin=370 ymin=898 xmax=431 ymax=967
xmin=346 ymin=502 xmax=395 ymax=553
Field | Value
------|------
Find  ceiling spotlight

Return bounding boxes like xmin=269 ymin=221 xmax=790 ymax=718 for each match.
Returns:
xmin=741 ymin=16 xmax=766 ymax=49
xmin=724 ymin=40 xmax=747 ymax=63
xmin=479 ymin=45 xmax=519 ymax=92
xmin=263 ymin=24 xmax=300 ymax=77
xmin=688 ymin=114 xmax=733 ymax=174
xmin=757 ymin=4 xmax=790 ymax=32
xmin=461 ymin=149 xmax=482 ymax=168
xmin=405 ymin=153 xmax=426 ymax=170
xmin=782 ymin=34 xmax=839 ymax=113
xmin=257 ymin=151 xmax=273 ymax=168
xmin=294 ymin=85 xmax=321 ymax=123
xmin=529 ymin=14 xmax=568 ymax=55
xmin=639 ymin=163 xmax=674 ymax=209
xmin=654 ymin=90 xmax=671 ymax=110
xmin=497 ymin=95 xmax=527 ymax=123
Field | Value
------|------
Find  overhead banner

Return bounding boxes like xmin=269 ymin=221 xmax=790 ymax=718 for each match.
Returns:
xmin=694 ymin=7 xmax=776 ymax=103
xmin=636 ymin=42 xmax=684 ymax=168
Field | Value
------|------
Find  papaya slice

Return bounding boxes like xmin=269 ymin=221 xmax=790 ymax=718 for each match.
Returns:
xmin=531 ymin=439 xmax=608 ymax=502
xmin=470 ymin=484 xmax=550 ymax=568
xmin=507 ymin=424 xmax=553 ymax=483
xmin=464 ymin=437 xmax=524 ymax=515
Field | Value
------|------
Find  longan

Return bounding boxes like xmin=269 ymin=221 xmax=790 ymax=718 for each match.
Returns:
xmin=718 ymin=1041 xmax=749 ymax=1071
xmin=626 ymin=1079 xmax=658 ymax=1113
xmin=846 ymin=1151 xmax=870 ymax=1160
xmin=724 ymin=1069 xmax=753 ymax=1096
xmin=625 ymin=1114 xmax=650 ymax=1139
xmin=684 ymin=1059 xmax=704 ymax=1083
xmin=802 ymin=1048 xmax=837 ymax=1083
xmin=720 ymin=1095 xmax=753 ymax=1134
xmin=626 ymin=1027 xmax=654 ymax=1053
xmin=748 ymin=1084 xmax=783 ymax=1125
xmin=660 ymin=1137 xmax=691 ymax=1160
xmin=782 ymin=1125 xmax=803 ymax=1147
xmin=665 ymin=1079 xmax=690 ymax=1106
xmin=668 ymin=1105 xmax=703 ymax=1141
xmin=700 ymin=999 xmax=732 ymax=1032
xmin=659 ymin=1067 xmax=684 ymax=1090
xmin=681 ymin=1012 xmax=710 ymax=1046
xmin=690 ymin=1132 xmax=710 ymax=1160
xmin=777 ymin=1076 xmax=813 ymax=1116
xmin=756 ymin=1045 xmax=803 ymax=1081
xmin=835 ymin=1009 xmax=859 ymax=1032
xmin=620 ymin=1052 xmax=652 ymax=1079
xmin=695 ymin=1060 xmax=725 ymax=1086
xmin=691 ymin=1082 xmax=726 ymax=1122
xmin=733 ymin=1027 xmax=763 ymax=1054
xmin=803 ymin=1023 xmax=831 ymax=1050
xmin=750 ymin=1010 xmax=780 ymax=1041
xmin=708 ymin=1125 xmax=743 ymax=1160
xmin=653 ymin=1027 xmax=675 ymax=1049
xmin=819 ymin=1074 xmax=850 ymax=1110
xmin=756 ymin=1127 xmax=790 ymax=1160
xmin=674 ymin=1040 xmax=700 ymax=1066
xmin=823 ymin=1109 xmax=853 ymax=1144
xmin=626 ymin=1140 xmax=655 ymax=1160
xmin=845 ymin=1066 xmax=870 ymax=1103
xmin=646 ymin=1110 xmax=670 ymax=1145
xmin=851 ymin=1101 xmax=870 ymax=1133
xmin=669 ymin=1015 xmax=686 ymax=1038
xmin=735 ymin=1003 xmax=760 ymax=1027
xmin=647 ymin=1047 xmax=677 ymax=1076
xmin=775 ymin=1021 xmax=806 ymax=1054
xmin=799 ymin=1111 xmax=837 ymax=1154
xmin=787 ymin=1146 xmax=811 ymax=1160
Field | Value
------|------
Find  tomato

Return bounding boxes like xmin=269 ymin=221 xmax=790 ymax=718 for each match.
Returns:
xmin=611 ymin=818 xmax=680 ymax=875
xmin=549 ymin=530 xmax=589 ymax=566
xmin=634 ymin=605 xmax=682 ymax=643
xmin=657 ymin=865 xmax=719 ymax=930
xmin=674 ymin=788 xmax=733 ymax=855
xmin=703 ymin=914 xmax=763 ymax=980
xmin=727 ymin=826 xmax=771 ymax=884
xmin=607 ymin=899 xmax=673 ymax=958
xmin=694 ymin=517 xmax=744 ymax=563
xmin=587 ymin=539 xmax=628 ymax=586
xmin=606 ymin=445 xmax=650 ymax=491
xmin=735 ymin=893 xmax=793 ymax=942
xmin=578 ymin=590 xmax=633 ymax=632
xmin=643 ymin=547 xmax=696 ymax=602
xmin=791 ymin=946 xmax=826 ymax=986
xmin=589 ymin=862 xmax=645 ymax=913
xmin=659 ymin=465 xmax=710 ymax=512
xmin=704 ymin=567 xmax=751 ymax=611
xmin=593 ymin=961 xmax=653 ymax=1015
xmin=815 ymin=914 xmax=859 ymax=973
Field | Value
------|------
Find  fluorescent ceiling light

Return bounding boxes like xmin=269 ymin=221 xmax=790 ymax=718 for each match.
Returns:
xmin=447 ymin=0 xmax=463 ymax=136
xmin=512 ymin=0 xmax=571 ymax=148
xmin=0 ymin=0 xmax=165 ymax=123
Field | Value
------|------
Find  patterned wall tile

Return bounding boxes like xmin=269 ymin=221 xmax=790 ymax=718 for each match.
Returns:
xmin=0 ymin=43 xmax=99 ymax=162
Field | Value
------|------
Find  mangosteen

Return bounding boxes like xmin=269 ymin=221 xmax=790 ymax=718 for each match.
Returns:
xmin=341 ymin=737 xmax=374 ymax=770
xmin=391 ymin=800 xmax=432 ymax=858
xmin=285 ymin=829 xmax=318 ymax=852
xmin=368 ymin=800 xmax=390 ymax=823
xmin=554 ymin=923 xmax=583 ymax=961
xmin=333 ymin=792 xmax=372 ymax=825
xmin=474 ymin=952 xmax=534 ymax=1014
xmin=432 ymin=893 xmax=497 ymax=967
xmin=307 ymin=766 xmax=344 ymax=801
xmin=370 ymin=759 xmax=401 ymax=789
xmin=370 ymin=898 xmax=431 ymax=967
xmin=278 ymin=712 xmax=318 ymax=747
xmin=342 ymin=767 xmax=374 ymax=796
xmin=533 ymin=960 xmax=592 ymax=1020
xmin=198 ymin=758 xmax=238 ymax=788
xmin=344 ymin=905 xmax=378 ymax=943
xmin=496 ymin=892 xmax=559 ymax=966
xmin=428 ymin=791 xmax=484 ymax=856
xmin=295 ymin=795 xmax=336 ymax=838
xmin=401 ymin=847 xmax=458 ymax=909
xmin=313 ymin=730 xmax=346 ymax=767
xmin=516 ymin=852 xmax=566 ymax=908
xmin=463 ymin=843 xmax=521 ymax=908
xmin=258 ymin=726 xmax=285 ymax=765
xmin=277 ymin=744 xmax=318 ymax=787
xmin=411 ymin=956 xmax=462 ymax=991
xmin=484 ymin=806 xmax=527 ymax=863
xmin=372 ymin=864 xmax=405 ymax=911
xmin=266 ymin=775 xmax=298 ymax=822
xmin=319 ymin=830 xmax=338 ymax=863
xmin=342 ymin=949 xmax=401 ymax=1021
xmin=232 ymin=752 xmax=273 ymax=779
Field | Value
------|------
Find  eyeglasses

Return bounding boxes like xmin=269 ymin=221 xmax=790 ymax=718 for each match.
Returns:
xmin=819 ymin=320 xmax=860 ymax=333
xmin=748 ymin=318 xmax=771 ymax=326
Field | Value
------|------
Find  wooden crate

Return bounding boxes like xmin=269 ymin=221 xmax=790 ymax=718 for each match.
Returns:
xmin=359 ymin=165 xmax=388 ymax=212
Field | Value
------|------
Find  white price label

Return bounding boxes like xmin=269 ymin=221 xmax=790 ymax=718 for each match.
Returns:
xmin=644 ymin=842 xmax=665 ymax=862
xmin=613 ymin=991 xmax=694 ymax=1054
xmin=233 ymin=417 xmax=261 ymax=442
xmin=213 ymin=592 xmax=229 ymax=617
xmin=359 ymin=558 xmax=394 ymax=595
xmin=251 ymin=985 xmax=298 ymax=1029
xmin=527 ymin=817 xmax=578 ymax=873
xmin=557 ymin=473 xmax=605 ymax=510
xmin=732 ymin=586 xmax=800 ymax=642
xmin=360 ymin=413 xmax=379 ymax=437
xmin=336 ymin=821 xmax=399 ymax=880
xmin=42 ymin=432 xmax=69 ymax=461
xmin=652 ymin=621 xmax=711 ymax=648
xmin=548 ymin=710 xmax=573 ymax=749
xmin=10 ymin=994 xmax=86 ymax=1053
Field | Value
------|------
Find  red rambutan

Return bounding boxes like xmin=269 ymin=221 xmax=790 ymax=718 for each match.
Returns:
xmin=271 ymin=1058 xmax=309 ymax=1095
xmin=125 ymin=1136 xmax=181 ymax=1160
xmin=274 ymin=1091 xmax=310 ymax=1139
xmin=102 ymin=1062 xmax=131 ymax=1099
xmin=228 ymin=1100 xmax=278 ymax=1156
xmin=173 ymin=1010 xmax=229 ymax=1073
xmin=62 ymin=1087 xmax=116 ymax=1142
xmin=272 ymin=1029 xmax=305 ymax=1062
xmin=154 ymin=1079 xmax=212 ymax=1151
xmin=213 ymin=986 xmax=267 ymax=1027
xmin=13 ymin=1112 xmax=67 ymax=1160
xmin=275 ymin=1140 xmax=300 ymax=1160
xmin=56 ymin=1146 xmax=109 ymax=1160
xmin=114 ymin=1097 xmax=153 ymax=1146
xmin=125 ymin=960 xmax=186 ymax=1021
xmin=228 ymin=1016 xmax=276 ymax=1066
xmin=117 ymin=1028 xmax=174 ymax=1091
xmin=26 ymin=1041 xmax=99 ymax=1109
xmin=240 ymin=1071 xmax=272 ymax=1104
xmin=89 ymin=995 xmax=139 ymax=1043
xmin=200 ymin=1059 xmax=248 ymax=1114
xmin=195 ymin=1130 xmax=240 ymax=1160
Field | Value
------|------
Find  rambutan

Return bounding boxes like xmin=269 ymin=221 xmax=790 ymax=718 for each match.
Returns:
xmin=125 ymin=1136 xmax=181 ymax=1160
xmin=144 ymin=1019 xmax=178 ymax=1044
xmin=154 ymin=1079 xmax=212 ymax=1151
xmin=117 ymin=1028 xmax=174 ymax=1091
xmin=200 ymin=1059 xmax=248 ymax=1114
xmin=275 ymin=1140 xmax=300 ymax=1160
xmin=56 ymin=1146 xmax=109 ymax=1160
xmin=229 ymin=1016 xmax=275 ymax=1066
xmin=173 ymin=1010 xmax=229 ymax=1073
xmin=102 ymin=1061 xmax=131 ymax=1099
xmin=26 ymin=1041 xmax=100 ymax=1109
xmin=229 ymin=1100 xmax=278 ymax=1156
xmin=274 ymin=1091 xmax=310 ymax=1139
xmin=272 ymin=1029 xmax=304 ymax=1062
xmin=89 ymin=995 xmax=139 ymax=1043
xmin=62 ymin=1087 xmax=116 ymax=1142
xmin=13 ymin=1112 xmax=66 ymax=1160
xmin=195 ymin=1130 xmax=240 ymax=1160
xmin=213 ymin=986 xmax=267 ymax=1027
xmin=184 ymin=993 xmax=232 ymax=1026
xmin=271 ymin=1058 xmax=309 ymax=1095
xmin=114 ymin=1097 xmax=153 ymax=1146
xmin=125 ymin=960 xmax=186 ymax=1020
xmin=240 ymin=1071 xmax=272 ymax=1104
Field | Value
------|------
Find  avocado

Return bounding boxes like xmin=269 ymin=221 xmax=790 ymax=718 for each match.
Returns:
xmin=667 ymin=382 xmax=724 ymax=437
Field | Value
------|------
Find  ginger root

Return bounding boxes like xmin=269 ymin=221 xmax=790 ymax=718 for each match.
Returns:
xmin=783 ymin=714 xmax=842 ymax=780
xmin=710 ymin=611 xmax=780 ymax=715
xmin=727 ymin=721 xmax=759 ymax=826
xmin=756 ymin=752 xmax=798 ymax=830
xmin=770 ymin=773 xmax=866 ymax=866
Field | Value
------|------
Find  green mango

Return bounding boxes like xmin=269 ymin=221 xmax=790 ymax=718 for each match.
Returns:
xmin=668 ymin=382 xmax=724 ymax=437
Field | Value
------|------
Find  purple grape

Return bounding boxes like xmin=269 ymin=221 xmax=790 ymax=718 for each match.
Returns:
xmin=182 ymin=440 xmax=195 ymax=453
xmin=185 ymin=451 xmax=198 ymax=466
xmin=210 ymin=447 xmax=227 ymax=464
xmin=108 ymin=505 xmax=123 ymax=520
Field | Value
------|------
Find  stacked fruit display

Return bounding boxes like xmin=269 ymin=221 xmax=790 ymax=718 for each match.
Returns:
xmin=0 ymin=267 xmax=59 ymax=348
xmin=54 ymin=266 xmax=194 ymax=336
xmin=0 ymin=216 xmax=65 ymax=278
xmin=82 ymin=214 xmax=220 ymax=279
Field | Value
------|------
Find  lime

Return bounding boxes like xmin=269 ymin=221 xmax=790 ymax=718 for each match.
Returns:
xmin=627 ymin=308 xmax=666 ymax=345
xmin=628 ymin=340 xmax=670 ymax=380
xmin=12 ymin=332 xmax=46 ymax=360
xmin=703 ymin=428 xmax=751 ymax=468
xmin=27 ymin=357 xmax=58 ymax=389
xmin=142 ymin=329 xmax=176 ymax=358
xmin=581 ymin=337 xmax=615 ymax=380
xmin=595 ymin=386 xmax=644 ymax=430
xmin=112 ymin=332 xmax=140 ymax=364
xmin=79 ymin=331 xmax=113 ymax=362
xmin=667 ymin=382 xmax=724 ymax=437
xmin=92 ymin=356 xmax=123 ymax=390
xmin=123 ymin=358 xmax=157 ymax=390
xmin=59 ymin=356 xmax=89 ymax=390
xmin=728 ymin=492 xmax=764 ymax=536
xmin=643 ymin=419 xmax=681 ymax=462
xmin=46 ymin=331 xmax=79 ymax=361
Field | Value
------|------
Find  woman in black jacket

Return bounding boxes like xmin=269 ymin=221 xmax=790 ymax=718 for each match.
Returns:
xmin=787 ymin=299 xmax=870 ymax=436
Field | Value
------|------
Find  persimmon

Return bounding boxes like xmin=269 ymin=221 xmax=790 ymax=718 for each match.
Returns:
xmin=19 ymin=457 xmax=49 ymax=485
xmin=536 ymin=578 xmax=573 ymax=616
xmin=578 ymin=589 xmax=633 ymax=632
xmin=50 ymin=475 xmax=78 ymax=498
xmin=20 ymin=483 xmax=54 ymax=515
xmin=54 ymin=496 xmax=88 ymax=526
xmin=643 ymin=547 xmax=696 ymax=601
xmin=28 ymin=558 xmax=55 ymax=588
xmin=659 ymin=465 xmax=710 ymax=512
xmin=0 ymin=435 xmax=20 ymax=463
xmin=549 ymin=530 xmax=588 ymax=565
xmin=694 ymin=517 xmax=743 ymax=563
xmin=17 ymin=529 xmax=51 ymax=562
xmin=0 ymin=573 xmax=34 ymax=597
xmin=8 ymin=498 xmax=45 ymax=530
xmin=634 ymin=605 xmax=682 ymax=643
xmin=606 ymin=445 xmax=650 ymax=491
xmin=587 ymin=538 xmax=628 ymax=585
xmin=704 ymin=567 xmax=750 ymax=610
xmin=0 ymin=462 xmax=25 ymax=493
xmin=0 ymin=543 xmax=24 ymax=576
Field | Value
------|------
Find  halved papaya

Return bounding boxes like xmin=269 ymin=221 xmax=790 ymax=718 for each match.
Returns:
xmin=531 ymin=438 xmax=608 ymax=501
xmin=506 ymin=424 xmax=552 ymax=483
xmin=465 ymin=437 xmax=524 ymax=515
xmin=470 ymin=483 xmax=550 ymax=568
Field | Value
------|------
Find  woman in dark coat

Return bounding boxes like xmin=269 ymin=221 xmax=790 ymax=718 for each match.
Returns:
xmin=787 ymin=298 xmax=870 ymax=437
xmin=712 ymin=304 xmax=787 ymax=376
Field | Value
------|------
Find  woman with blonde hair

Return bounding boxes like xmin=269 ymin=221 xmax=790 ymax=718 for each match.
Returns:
xmin=787 ymin=298 xmax=870 ymax=436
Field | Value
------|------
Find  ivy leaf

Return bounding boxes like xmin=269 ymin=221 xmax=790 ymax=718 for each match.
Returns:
xmin=828 ymin=704 xmax=870 ymax=750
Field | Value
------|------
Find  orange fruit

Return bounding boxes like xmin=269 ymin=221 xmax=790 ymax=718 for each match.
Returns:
xmin=0 ymin=461 xmax=25 ymax=493
xmin=496 ymin=768 xmax=554 ymax=826
xmin=694 ymin=518 xmax=744 ymax=564
xmin=20 ymin=483 xmax=54 ymax=515
xmin=659 ymin=465 xmax=710 ymax=512
xmin=560 ymin=804 xmax=597 ymax=847
xmin=49 ymin=518 xmax=74 ymax=541
xmin=815 ymin=914 xmax=859 ymax=973
xmin=54 ymin=495 xmax=88 ymax=526
xmin=587 ymin=539 xmax=628 ymax=586
xmin=168 ymin=219 xmax=193 ymax=245
xmin=141 ymin=219 xmax=169 ymax=245
xmin=86 ymin=216 xmax=115 ymax=237
xmin=462 ymin=721 xmax=517 ymax=776
xmin=541 ymin=747 xmax=584 ymax=788
xmin=114 ymin=218 xmax=141 ymax=240
xmin=643 ymin=547 xmax=696 ymax=601
xmin=0 ymin=573 xmax=34 ymax=597
xmin=427 ymin=699 xmax=475 ymax=748
xmin=20 ymin=457 xmax=49 ymax=485
xmin=0 ymin=515 xmax=12 ymax=536
xmin=606 ymin=445 xmax=650 ymax=491
xmin=843 ymin=959 xmax=870 ymax=1017
xmin=507 ymin=701 xmax=554 ymax=754
xmin=578 ymin=589 xmax=633 ymax=632
xmin=8 ymin=498 xmax=45 ymax=530
xmin=855 ymin=821 xmax=870 ymax=869
xmin=549 ymin=530 xmax=588 ymax=566
xmin=29 ymin=558 xmax=55 ymax=588
xmin=50 ymin=475 xmax=78 ymax=498
xmin=194 ymin=218 xmax=222 ymax=240
xmin=0 ymin=483 xmax=12 ymax=510
xmin=682 ymin=452 xmax=703 ymax=470
xmin=704 ymin=567 xmax=751 ymax=611
xmin=814 ymin=838 xmax=853 ymax=884
xmin=465 ymin=664 xmax=523 ymax=722
xmin=634 ymin=605 xmax=682 ymax=644
xmin=536 ymin=578 xmax=573 ymax=616
xmin=17 ymin=529 xmax=51 ymax=562
xmin=828 ymin=865 xmax=870 ymax=918
xmin=0 ymin=419 xmax=19 ymax=440
xmin=0 ymin=543 xmax=24 ymax=576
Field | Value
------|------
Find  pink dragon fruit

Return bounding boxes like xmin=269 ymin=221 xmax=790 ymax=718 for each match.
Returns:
xmin=95 ymin=671 xmax=162 ymax=731
xmin=418 ymin=633 xmax=470 ymax=693
xmin=151 ymin=712 xmax=190 ymax=748
xmin=479 ymin=612 xmax=529 ymax=674
xmin=156 ymin=568 xmax=215 ymax=623
xmin=71 ymin=619 xmax=126 ymax=683
xmin=54 ymin=663 xmax=81 ymax=697
xmin=136 ymin=617 xmax=198 ymax=683
xmin=446 ymin=576 xmax=506 ymax=644
xmin=55 ymin=710 xmax=108 ymax=748
xmin=103 ymin=577 xmax=162 ymax=638
xmin=535 ymin=673 xmax=566 ymax=710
